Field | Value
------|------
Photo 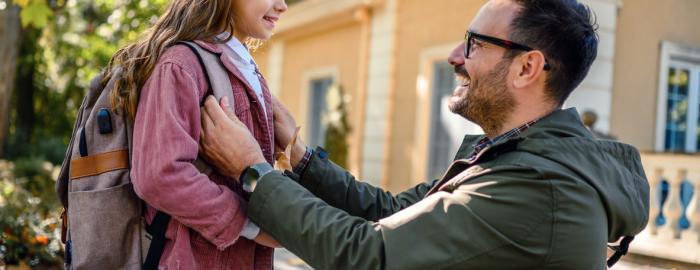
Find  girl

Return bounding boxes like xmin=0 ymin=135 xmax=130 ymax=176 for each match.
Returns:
xmin=103 ymin=0 xmax=287 ymax=269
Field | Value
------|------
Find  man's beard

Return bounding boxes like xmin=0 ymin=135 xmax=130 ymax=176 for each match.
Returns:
xmin=448 ymin=59 xmax=516 ymax=135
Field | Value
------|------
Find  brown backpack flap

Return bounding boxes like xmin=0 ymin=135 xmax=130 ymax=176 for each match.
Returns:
xmin=56 ymin=74 xmax=105 ymax=244
xmin=57 ymin=68 xmax=141 ymax=269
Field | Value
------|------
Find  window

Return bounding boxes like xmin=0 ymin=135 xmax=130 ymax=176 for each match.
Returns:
xmin=656 ymin=42 xmax=700 ymax=153
xmin=664 ymin=65 xmax=699 ymax=152
xmin=308 ymin=77 xmax=334 ymax=148
xmin=427 ymin=62 xmax=483 ymax=179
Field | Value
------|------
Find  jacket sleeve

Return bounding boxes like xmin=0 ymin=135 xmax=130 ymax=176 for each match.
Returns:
xmin=295 ymin=149 xmax=438 ymax=221
xmin=131 ymin=60 xmax=248 ymax=250
xmin=248 ymin=164 xmax=553 ymax=270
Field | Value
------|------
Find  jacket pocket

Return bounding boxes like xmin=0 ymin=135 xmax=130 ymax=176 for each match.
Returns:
xmin=67 ymin=181 xmax=143 ymax=270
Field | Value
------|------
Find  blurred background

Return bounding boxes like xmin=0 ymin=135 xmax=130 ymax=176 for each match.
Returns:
xmin=1 ymin=0 xmax=700 ymax=269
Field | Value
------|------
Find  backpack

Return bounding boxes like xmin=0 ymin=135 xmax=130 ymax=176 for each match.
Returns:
xmin=56 ymin=41 xmax=234 ymax=269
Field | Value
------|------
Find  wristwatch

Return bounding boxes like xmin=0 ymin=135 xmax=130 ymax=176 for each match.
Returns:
xmin=240 ymin=162 xmax=274 ymax=192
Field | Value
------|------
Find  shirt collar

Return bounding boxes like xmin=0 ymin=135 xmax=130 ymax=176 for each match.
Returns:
xmin=220 ymin=33 xmax=256 ymax=66
xmin=470 ymin=118 xmax=538 ymax=160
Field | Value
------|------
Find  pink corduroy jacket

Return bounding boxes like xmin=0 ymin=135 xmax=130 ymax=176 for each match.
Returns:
xmin=131 ymin=40 xmax=276 ymax=270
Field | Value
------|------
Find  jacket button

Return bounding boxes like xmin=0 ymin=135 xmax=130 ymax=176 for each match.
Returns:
xmin=318 ymin=150 xmax=328 ymax=159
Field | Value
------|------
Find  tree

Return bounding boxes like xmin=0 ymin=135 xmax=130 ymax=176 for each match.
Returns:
xmin=5 ymin=0 xmax=166 ymax=162
xmin=0 ymin=4 xmax=21 ymax=158
xmin=2 ymin=0 xmax=59 ymax=160
xmin=1 ymin=0 xmax=166 ymax=266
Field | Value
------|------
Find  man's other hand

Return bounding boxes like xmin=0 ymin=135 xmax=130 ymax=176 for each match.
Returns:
xmin=271 ymin=95 xmax=307 ymax=167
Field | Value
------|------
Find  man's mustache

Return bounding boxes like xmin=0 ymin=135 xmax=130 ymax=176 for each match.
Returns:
xmin=454 ymin=65 xmax=469 ymax=79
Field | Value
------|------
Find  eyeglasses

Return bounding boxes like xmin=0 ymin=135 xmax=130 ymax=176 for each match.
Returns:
xmin=464 ymin=31 xmax=551 ymax=70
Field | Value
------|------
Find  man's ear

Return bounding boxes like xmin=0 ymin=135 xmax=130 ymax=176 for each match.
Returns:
xmin=513 ymin=51 xmax=547 ymax=89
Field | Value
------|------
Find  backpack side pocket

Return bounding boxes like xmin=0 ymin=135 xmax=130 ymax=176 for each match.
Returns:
xmin=67 ymin=181 xmax=143 ymax=269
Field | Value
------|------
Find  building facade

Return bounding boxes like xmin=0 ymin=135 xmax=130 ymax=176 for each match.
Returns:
xmin=253 ymin=0 xmax=700 ymax=265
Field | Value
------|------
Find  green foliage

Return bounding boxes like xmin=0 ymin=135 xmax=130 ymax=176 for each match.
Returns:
xmin=17 ymin=0 xmax=52 ymax=28
xmin=0 ymin=159 xmax=62 ymax=267
xmin=323 ymin=85 xmax=352 ymax=168
xmin=2 ymin=0 xmax=167 ymax=266
xmin=7 ymin=0 xmax=167 ymax=162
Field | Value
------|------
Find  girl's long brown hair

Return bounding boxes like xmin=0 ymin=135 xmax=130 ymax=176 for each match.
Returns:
xmin=104 ymin=0 xmax=235 ymax=120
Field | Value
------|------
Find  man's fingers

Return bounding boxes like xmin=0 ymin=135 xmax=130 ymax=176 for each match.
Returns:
xmin=201 ymin=106 xmax=215 ymax=132
xmin=219 ymin=96 xmax=239 ymax=122
xmin=271 ymin=95 xmax=285 ymax=118
xmin=271 ymin=94 xmax=282 ymax=106
xmin=204 ymin=95 xmax=234 ymax=125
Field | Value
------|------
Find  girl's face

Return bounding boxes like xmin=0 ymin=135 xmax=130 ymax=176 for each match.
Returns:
xmin=233 ymin=0 xmax=288 ymax=40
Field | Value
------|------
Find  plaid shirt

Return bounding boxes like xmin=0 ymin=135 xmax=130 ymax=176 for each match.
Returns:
xmin=468 ymin=119 xmax=538 ymax=161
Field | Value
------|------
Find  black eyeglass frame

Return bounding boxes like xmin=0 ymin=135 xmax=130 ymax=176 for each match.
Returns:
xmin=464 ymin=31 xmax=551 ymax=70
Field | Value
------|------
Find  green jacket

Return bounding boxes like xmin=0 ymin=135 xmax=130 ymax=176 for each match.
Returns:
xmin=248 ymin=108 xmax=649 ymax=270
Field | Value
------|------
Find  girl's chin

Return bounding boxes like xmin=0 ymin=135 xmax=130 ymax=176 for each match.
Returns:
xmin=249 ymin=30 xmax=273 ymax=40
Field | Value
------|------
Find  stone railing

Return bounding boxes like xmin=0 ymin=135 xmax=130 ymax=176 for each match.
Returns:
xmin=628 ymin=153 xmax=700 ymax=264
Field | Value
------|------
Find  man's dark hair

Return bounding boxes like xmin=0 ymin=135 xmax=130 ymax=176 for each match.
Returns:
xmin=507 ymin=0 xmax=598 ymax=106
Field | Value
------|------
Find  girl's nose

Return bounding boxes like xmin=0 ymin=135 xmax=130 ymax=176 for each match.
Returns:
xmin=275 ymin=0 xmax=288 ymax=13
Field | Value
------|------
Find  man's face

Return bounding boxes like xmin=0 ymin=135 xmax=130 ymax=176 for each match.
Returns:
xmin=447 ymin=0 xmax=520 ymax=134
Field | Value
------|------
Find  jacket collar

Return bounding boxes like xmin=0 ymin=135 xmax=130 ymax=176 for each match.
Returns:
xmin=192 ymin=40 xmax=259 ymax=97
xmin=453 ymin=108 xmax=590 ymax=161
xmin=193 ymin=40 xmax=224 ymax=54
xmin=191 ymin=40 xmax=273 ymax=146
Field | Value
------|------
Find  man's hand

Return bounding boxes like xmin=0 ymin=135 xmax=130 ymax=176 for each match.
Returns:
xmin=271 ymin=95 xmax=307 ymax=167
xmin=254 ymin=231 xmax=281 ymax=248
xmin=200 ymin=96 xmax=266 ymax=180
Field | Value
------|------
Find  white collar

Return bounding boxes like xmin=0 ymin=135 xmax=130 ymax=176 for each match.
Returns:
xmin=224 ymin=35 xmax=255 ymax=66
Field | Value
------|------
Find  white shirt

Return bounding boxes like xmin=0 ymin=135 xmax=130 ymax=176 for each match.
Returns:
xmin=220 ymin=35 xmax=263 ymax=240
xmin=224 ymin=37 xmax=267 ymax=116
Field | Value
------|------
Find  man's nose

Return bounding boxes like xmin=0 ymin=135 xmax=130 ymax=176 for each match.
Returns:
xmin=448 ymin=43 xmax=465 ymax=67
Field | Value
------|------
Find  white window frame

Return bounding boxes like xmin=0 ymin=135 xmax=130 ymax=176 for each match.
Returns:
xmin=300 ymin=67 xmax=339 ymax=148
xmin=413 ymin=43 xmax=485 ymax=181
xmin=655 ymin=41 xmax=700 ymax=153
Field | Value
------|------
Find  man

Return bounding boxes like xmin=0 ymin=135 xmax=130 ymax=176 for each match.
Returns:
xmin=199 ymin=0 xmax=649 ymax=269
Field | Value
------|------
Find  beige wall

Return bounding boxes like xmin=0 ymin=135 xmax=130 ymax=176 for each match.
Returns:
xmin=254 ymin=21 xmax=365 ymax=174
xmin=252 ymin=44 xmax=270 ymax=77
xmin=258 ymin=0 xmax=681 ymax=193
xmin=611 ymin=0 xmax=700 ymax=151
xmin=255 ymin=1 xmax=484 ymax=191
xmin=383 ymin=0 xmax=485 ymax=192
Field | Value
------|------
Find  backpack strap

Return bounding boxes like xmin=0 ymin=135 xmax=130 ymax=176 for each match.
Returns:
xmin=143 ymin=211 xmax=171 ymax=270
xmin=175 ymin=41 xmax=234 ymax=110
xmin=176 ymin=40 xmax=235 ymax=176
xmin=606 ymin=235 xmax=634 ymax=267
